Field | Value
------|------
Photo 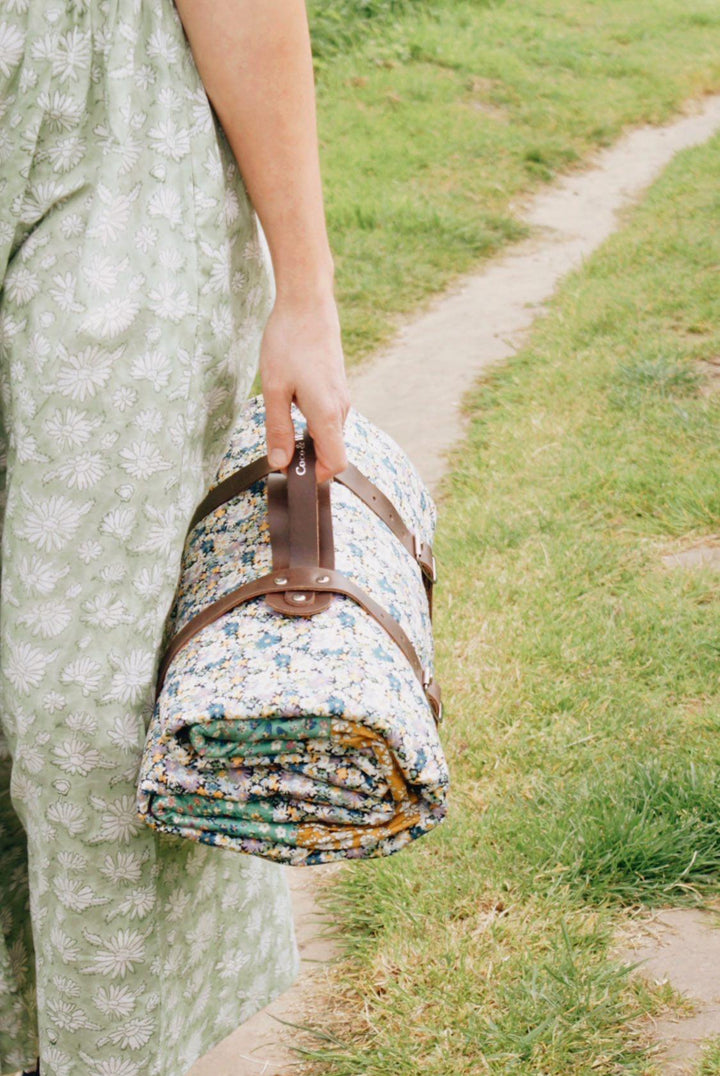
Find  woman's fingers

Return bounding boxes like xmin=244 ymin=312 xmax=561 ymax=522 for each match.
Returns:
xmin=265 ymin=389 xmax=350 ymax=482
xmin=300 ymin=395 xmax=350 ymax=484
xmin=259 ymin=291 xmax=351 ymax=483
xmin=262 ymin=382 xmax=297 ymax=470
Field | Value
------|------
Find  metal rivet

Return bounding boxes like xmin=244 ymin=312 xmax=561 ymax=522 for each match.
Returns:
xmin=274 ymin=576 xmax=288 ymax=585
xmin=316 ymin=574 xmax=330 ymax=583
xmin=291 ymin=593 xmax=308 ymax=602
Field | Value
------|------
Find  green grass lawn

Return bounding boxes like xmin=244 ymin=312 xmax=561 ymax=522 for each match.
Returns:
xmin=309 ymin=0 xmax=720 ymax=364
xmin=292 ymin=117 xmax=720 ymax=1076
xmin=251 ymin=0 xmax=720 ymax=394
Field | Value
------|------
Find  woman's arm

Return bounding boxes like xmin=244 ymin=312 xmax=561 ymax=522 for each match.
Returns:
xmin=173 ymin=0 xmax=350 ymax=483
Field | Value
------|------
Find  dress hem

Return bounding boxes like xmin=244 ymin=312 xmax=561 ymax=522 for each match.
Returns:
xmin=174 ymin=959 xmax=302 ymax=1076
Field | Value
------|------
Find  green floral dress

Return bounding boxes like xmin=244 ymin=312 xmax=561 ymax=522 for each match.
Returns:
xmin=0 ymin=2 xmax=299 ymax=1073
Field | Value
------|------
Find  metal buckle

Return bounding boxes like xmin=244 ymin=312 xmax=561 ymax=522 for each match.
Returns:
xmin=422 ymin=668 xmax=443 ymax=724
xmin=413 ymin=534 xmax=438 ymax=584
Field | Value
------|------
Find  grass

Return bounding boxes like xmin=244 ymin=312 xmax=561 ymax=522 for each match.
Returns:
xmin=251 ymin=0 xmax=720 ymax=394
xmin=306 ymin=0 xmax=431 ymax=61
xmin=298 ymin=0 xmax=720 ymax=363
xmin=290 ymin=113 xmax=720 ymax=1075
xmin=493 ymin=758 xmax=720 ymax=906
xmin=699 ymin=1037 xmax=720 ymax=1075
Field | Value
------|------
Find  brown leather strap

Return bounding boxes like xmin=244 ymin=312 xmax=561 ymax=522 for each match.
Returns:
xmin=317 ymin=481 xmax=334 ymax=571
xmin=158 ymin=431 xmax=443 ymax=725
xmin=264 ymin=435 xmax=335 ymax=616
xmin=266 ymin=471 xmax=289 ymax=568
xmin=155 ymin=563 xmax=442 ymax=724
xmin=186 ymin=453 xmax=271 ymax=534
xmin=334 ymin=463 xmax=437 ymax=606
xmin=185 ymin=453 xmax=436 ymax=608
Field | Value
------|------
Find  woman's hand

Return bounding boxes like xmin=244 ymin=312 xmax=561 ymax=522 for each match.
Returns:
xmin=260 ymin=288 xmax=351 ymax=484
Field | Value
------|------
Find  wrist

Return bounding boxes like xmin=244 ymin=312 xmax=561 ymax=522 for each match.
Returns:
xmin=274 ymin=271 xmax=336 ymax=309
xmin=271 ymin=246 xmax=335 ymax=306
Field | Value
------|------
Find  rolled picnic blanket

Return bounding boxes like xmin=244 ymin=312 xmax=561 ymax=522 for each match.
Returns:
xmin=136 ymin=394 xmax=449 ymax=865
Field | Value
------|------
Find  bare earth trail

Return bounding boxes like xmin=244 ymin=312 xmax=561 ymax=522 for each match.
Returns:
xmin=184 ymin=93 xmax=720 ymax=1076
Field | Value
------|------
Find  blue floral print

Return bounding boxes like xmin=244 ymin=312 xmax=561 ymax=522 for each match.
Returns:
xmin=136 ymin=396 xmax=450 ymax=865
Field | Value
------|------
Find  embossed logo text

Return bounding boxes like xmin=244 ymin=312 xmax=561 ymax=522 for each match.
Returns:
xmin=295 ymin=438 xmax=306 ymax=477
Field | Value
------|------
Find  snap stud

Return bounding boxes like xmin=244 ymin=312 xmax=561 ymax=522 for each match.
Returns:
xmin=291 ymin=593 xmax=308 ymax=602
xmin=316 ymin=574 xmax=330 ymax=583
xmin=274 ymin=576 xmax=288 ymax=585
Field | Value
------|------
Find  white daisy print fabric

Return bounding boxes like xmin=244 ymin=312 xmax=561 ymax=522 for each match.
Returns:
xmin=0 ymin=2 xmax=299 ymax=1074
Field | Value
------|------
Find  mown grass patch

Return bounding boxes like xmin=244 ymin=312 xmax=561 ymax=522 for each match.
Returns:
xmin=307 ymin=0 xmax=433 ymax=62
xmin=299 ymin=0 xmax=720 ymax=362
xmin=493 ymin=758 xmax=720 ymax=906
xmin=294 ymin=119 xmax=720 ymax=1076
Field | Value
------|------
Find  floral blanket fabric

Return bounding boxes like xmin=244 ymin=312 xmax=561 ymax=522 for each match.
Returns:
xmin=136 ymin=395 xmax=450 ymax=865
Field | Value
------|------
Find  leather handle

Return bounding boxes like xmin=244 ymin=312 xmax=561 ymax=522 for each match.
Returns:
xmin=185 ymin=454 xmax=436 ymax=612
xmin=265 ymin=430 xmax=334 ymax=616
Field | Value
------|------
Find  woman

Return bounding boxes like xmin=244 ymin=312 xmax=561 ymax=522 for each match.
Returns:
xmin=0 ymin=1 xmax=350 ymax=1073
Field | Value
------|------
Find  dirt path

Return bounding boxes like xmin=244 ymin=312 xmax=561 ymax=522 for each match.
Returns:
xmin=347 ymin=93 xmax=720 ymax=486
xmin=613 ymin=903 xmax=720 ymax=1075
xmin=188 ymin=92 xmax=720 ymax=1076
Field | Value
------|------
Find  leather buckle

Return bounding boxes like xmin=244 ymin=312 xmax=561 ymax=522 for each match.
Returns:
xmin=413 ymin=534 xmax=437 ymax=584
xmin=422 ymin=668 xmax=443 ymax=724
